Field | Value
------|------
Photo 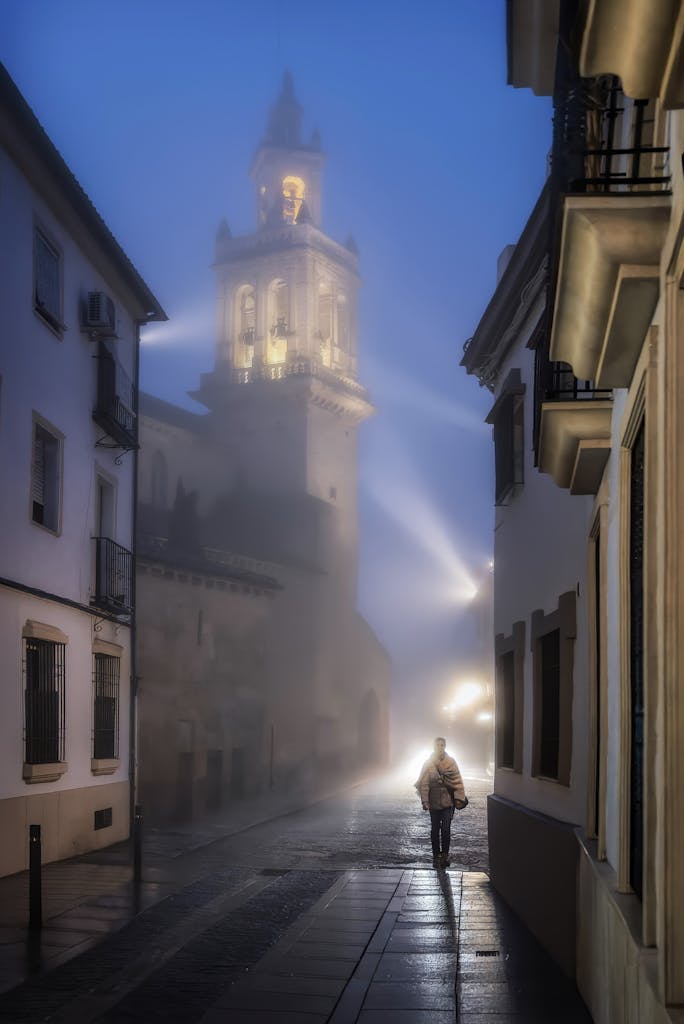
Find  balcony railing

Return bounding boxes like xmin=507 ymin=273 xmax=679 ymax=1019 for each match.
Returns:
xmin=533 ymin=347 xmax=612 ymax=458
xmin=553 ymin=75 xmax=671 ymax=197
xmin=94 ymin=536 xmax=133 ymax=615
xmin=93 ymin=341 xmax=137 ymax=448
xmin=545 ymin=363 xmax=612 ymax=402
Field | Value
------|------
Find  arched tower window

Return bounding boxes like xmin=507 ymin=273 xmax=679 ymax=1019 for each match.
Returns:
xmin=282 ymin=175 xmax=305 ymax=224
xmin=336 ymin=294 xmax=350 ymax=367
xmin=318 ymin=282 xmax=332 ymax=368
xmin=268 ymin=279 xmax=289 ymax=364
xmin=150 ymin=450 xmax=168 ymax=509
xmin=235 ymin=285 xmax=255 ymax=368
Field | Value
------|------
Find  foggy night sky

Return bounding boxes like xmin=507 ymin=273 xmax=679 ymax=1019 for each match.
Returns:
xmin=1 ymin=1 xmax=551 ymax=723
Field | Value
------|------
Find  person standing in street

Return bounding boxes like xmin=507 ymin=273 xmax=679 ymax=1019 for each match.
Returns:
xmin=416 ymin=737 xmax=467 ymax=868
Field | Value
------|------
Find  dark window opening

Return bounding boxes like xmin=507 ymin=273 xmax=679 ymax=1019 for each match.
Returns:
xmin=499 ymin=651 xmax=515 ymax=769
xmin=539 ymin=628 xmax=561 ymax=779
xmin=32 ymin=422 xmax=60 ymax=531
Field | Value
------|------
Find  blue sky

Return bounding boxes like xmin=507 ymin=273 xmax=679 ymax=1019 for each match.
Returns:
xmin=1 ymin=0 xmax=551 ymax=718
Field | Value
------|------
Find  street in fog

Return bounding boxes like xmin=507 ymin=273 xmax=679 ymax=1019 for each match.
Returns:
xmin=143 ymin=773 xmax=491 ymax=874
xmin=0 ymin=774 xmax=495 ymax=1022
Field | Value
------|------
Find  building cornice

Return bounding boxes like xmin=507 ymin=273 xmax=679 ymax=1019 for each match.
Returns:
xmin=214 ymin=222 xmax=360 ymax=278
xmin=462 ymin=182 xmax=550 ymax=390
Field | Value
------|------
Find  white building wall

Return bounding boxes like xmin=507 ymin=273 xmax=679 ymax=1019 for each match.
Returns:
xmin=0 ymin=121 xmax=145 ymax=875
xmin=492 ymin=294 xmax=593 ymax=826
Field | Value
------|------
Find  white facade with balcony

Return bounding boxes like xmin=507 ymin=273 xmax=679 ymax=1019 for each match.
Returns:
xmin=0 ymin=64 xmax=165 ymax=877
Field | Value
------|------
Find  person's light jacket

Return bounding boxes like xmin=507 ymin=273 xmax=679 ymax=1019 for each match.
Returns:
xmin=416 ymin=754 xmax=466 ymax=810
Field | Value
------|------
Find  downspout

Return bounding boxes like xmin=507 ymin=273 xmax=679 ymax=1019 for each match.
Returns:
xmin=129 ymin=317 xmax=143 ymax=847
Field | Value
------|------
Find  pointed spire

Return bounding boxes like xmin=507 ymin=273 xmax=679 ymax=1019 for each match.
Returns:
xmin=310 ymin=127 xmax=322 ymax=150
xmin=345 ymin=234 xmax=359 ymax=255
xmin=216 ymin=217 xmax=231 ymax=241
xmin=266 ymin=71 xmax=303 ymax=148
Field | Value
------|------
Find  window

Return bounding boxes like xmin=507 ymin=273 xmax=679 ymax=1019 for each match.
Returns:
xmin=31 ymin=420 xmax=61 ymax=532
xmin=268 ymin=280 xmax=289 ymax=364
xmin=531 ymin=591 xmax=576 ymax=785
xmin=538 ymin=629 xmax=561 ymax=779
xmin=282 ymin=175 xmax=305 ymax=223
xmin=24 ymin=638 xmax=65 ymax=764
xmin=239 ymin=287 xmax=256 ymax=344
xmin=34 ymin=228 xmax=62 ymax=330
xmin=486 ymin=369 xmax=525 ymax=505
xmin=495 ymin=621 xmax=524 ymax=772
xmin=319 ymin=283 xmax=333 ymax=367
xmin=337 ymin=294 xmax=349 ymax=352
xmin=96 ymin=475 xmax=115 ymax=537
xmin=500 ymin=651 xmax=515 ymax=768
xmin=93 ymin=654 xmax=120 ymax=759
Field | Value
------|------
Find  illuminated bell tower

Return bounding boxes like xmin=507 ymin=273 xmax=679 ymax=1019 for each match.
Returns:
xmin=196 ymin=72 xmax=373 ymax=580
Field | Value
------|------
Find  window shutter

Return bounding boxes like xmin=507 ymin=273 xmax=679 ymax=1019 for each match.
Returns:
xmin=32 ymin=429 xmax=45 ymax=505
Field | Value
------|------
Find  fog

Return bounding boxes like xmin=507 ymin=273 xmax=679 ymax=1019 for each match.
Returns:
xmin=1 ymin=0 xmax=552 ymax=816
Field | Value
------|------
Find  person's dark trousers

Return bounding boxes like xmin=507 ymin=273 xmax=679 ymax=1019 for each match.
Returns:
xmin=429 ymin=808 xmax=453 ymax=856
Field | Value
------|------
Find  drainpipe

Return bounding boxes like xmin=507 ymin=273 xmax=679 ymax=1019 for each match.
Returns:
xmin=129 ymin=317 xmax=144 ymax=856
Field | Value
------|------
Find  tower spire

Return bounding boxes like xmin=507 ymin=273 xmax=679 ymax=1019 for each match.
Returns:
xmin=265 ymin=71 xmax=303 ymax=148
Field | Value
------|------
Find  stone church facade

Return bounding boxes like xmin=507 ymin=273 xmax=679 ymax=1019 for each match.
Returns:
xmin=136 ymin=76 xmax=390 ymax=823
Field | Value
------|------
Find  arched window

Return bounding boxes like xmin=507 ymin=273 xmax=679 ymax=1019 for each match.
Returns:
xmin=282 ymin=175 xmax=305 ymax=224
xmin=150 ymin=450 xmax=168 ymax=508
xmin=336 ymin=294 xmax=350 ymax=362
xmin=268 ymin=280 xmax=289 ymax=364
xmin=318 ymin=282 xmax=332 ymax=368
xmin=235 ymin=285 xmax=255 ymax=368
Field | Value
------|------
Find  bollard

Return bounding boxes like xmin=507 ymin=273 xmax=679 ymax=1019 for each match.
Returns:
xmin=29 ymin=824 xmax=42 ymax=930
xmin=133 ymin=804 xmax=142 ymax=883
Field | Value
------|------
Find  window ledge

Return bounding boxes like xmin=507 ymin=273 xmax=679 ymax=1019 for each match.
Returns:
xmin=34 ymin=306 xmax=67 ymax=338
xmin=23 ymin=762 xmax=68 ymax=784
xmin=91 ymin=758 xmax=120 ymax=776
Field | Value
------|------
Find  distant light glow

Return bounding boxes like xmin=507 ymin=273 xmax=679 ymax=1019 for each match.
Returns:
xmin=476 ymin=711 xmax=493 ymax=722
xmin=443 ymin=680 xmax=484 ymax=715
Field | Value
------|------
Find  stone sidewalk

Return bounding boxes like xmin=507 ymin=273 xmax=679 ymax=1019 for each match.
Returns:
xmin=201 ymin=868 xmax=591 ymax=1023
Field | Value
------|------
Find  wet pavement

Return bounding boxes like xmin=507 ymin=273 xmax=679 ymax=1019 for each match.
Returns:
xmin=0 ymin=773 xmax=592 ymax=1022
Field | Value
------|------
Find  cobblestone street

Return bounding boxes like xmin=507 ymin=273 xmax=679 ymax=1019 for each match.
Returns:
xmin=0 ymin=774 xmax=590 ymax=1022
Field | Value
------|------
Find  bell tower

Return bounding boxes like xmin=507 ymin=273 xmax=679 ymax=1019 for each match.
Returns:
xmin=195 ymin=72 xmax=373 ymax=551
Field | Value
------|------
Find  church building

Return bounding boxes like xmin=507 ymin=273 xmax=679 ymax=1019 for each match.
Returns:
xmin=136 ymin=75 xmax=390 ymax=821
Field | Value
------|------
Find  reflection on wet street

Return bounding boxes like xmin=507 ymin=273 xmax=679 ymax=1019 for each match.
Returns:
xmin=199 ymin=771 xmax=491 ymax=874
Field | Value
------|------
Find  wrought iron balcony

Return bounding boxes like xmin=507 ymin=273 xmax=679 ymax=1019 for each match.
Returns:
xmin=553 ymin=77 xmax=670 ymax=197
xmin=94 ymin=536 xmax=133 ymax=615
xmin=544 ymin=363 xmax=612 ymax=403
xmin=93 ymin=341 xmax=137 ymax=449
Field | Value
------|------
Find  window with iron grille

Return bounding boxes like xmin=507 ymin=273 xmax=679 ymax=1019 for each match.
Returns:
xmin=93 ymin=654 xmax=120 ymax=759
xmin=34 ymin=228 xmax=62 ymax=331
xmin=24 ymin=638 xmax=65 ymax=764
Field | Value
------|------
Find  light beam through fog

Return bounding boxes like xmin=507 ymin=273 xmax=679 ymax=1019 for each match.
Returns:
xmin=364 ymin=427 xmax=480 ymax=607
xmin=363 ymin=356 xmax=491 ymax=435
xmin=140 ymin=295 xmax=215 ymax=349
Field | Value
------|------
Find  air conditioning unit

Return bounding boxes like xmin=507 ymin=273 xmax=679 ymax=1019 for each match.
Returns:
xmin=83 ymin=291 xmax=116 ymax=336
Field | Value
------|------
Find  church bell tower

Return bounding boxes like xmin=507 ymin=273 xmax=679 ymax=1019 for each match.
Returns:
xmin=195 ymin=73 xmax=373 ymax=574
